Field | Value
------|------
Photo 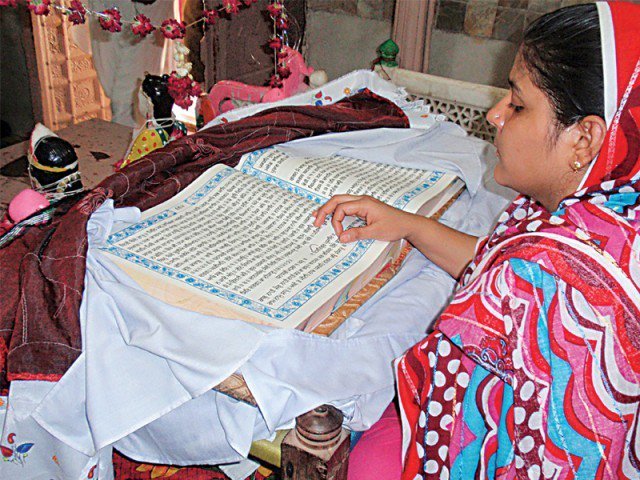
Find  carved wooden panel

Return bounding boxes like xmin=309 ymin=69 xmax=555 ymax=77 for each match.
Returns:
xmin=31 ymin=7 xmax=111 ymax=130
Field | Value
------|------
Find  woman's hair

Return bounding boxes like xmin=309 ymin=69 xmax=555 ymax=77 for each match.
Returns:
xmin=521 ymin=4 xmax=604 ymax=128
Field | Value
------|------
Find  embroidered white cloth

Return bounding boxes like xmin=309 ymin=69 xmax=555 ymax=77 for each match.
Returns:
xmin=201 ymin=70 xmax=440 ymax=131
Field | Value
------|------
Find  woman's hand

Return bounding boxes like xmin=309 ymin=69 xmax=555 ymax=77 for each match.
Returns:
xmin=312 ymin=194 xmax=416 ymax=243
xmin=313 ymin=194 xmax=479 ymax=279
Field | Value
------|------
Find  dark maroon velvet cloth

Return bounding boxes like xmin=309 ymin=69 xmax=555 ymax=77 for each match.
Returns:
xmin=0 ymin=91 xmax=408 ymax=390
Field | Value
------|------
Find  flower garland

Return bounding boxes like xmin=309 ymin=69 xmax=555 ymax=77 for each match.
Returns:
xmin=2 ymin=0 xmax=296 ymax=104
xmin=0 ymin=0 xmax=258 ymax=40
xmin=168 ymin=42 xmax=201 ymax=109
xmin=266 ymin=0 xmax=289 ymax=88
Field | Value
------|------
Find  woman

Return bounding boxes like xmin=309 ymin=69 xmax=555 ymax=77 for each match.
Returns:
xmin=314 ymin=2 xmax=640 ymax=478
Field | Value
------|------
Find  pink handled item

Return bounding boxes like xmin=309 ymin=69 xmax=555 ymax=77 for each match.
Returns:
xmin=8 ymin=189 xmax=50 ymax=223
xmin=206 ymin=46 xmax=313 ymax=119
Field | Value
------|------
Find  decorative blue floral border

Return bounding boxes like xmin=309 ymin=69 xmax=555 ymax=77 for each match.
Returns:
xmin=106 ymin=168 xmax=235 ymax=245
xmin=102 ymin=239 xmax=372 ymax=322
xmin=185 ymin=167 xmax=236 ymax=206
xmin=240 ymin=148 xmax=446 ymax=209
xmin=101 ymin=165 xmax=373 ymax=321
xmin=240 ymin=149 xmax=329 ymax=205
xmin=101 ymin=153 xmax=446 ymax=322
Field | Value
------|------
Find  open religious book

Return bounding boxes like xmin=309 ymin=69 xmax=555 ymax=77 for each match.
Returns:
xmin=99 ymin=147 xmax=463 ymax=330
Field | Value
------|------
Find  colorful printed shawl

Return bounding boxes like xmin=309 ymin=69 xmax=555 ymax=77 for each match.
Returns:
xmin=397 ymin=2 xmax=640 ymax=479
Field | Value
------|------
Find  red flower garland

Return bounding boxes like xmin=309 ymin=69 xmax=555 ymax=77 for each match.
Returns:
xmin=268 ymin=37 xmax=282 ymax=50
xmin=1 ymin=0 xmax=297 ymax=97
xmin=99 ymin=8 xmax=122 ymax=33
xmin=160 ymin=19 xmax=186 ymax=40
xmin=275 ymin=15 xmax=288 ymax=30
xmin=27 ymin=0 xmax=50 ymax=15
xmin=67 ymin=0 xmax=86 ymax=25
xmin=167 ymin=73 xmax=202 ymax=109
xmin=266 ymin=2 xmax=283 ymax=17
xmin=132 ymin=13 xmax=155 ymax=38
xmin=203 ymin=9 xmax=219 ymax=25
xmin=267 ymin=0 xmax=291 ymax=86
xmin=269 ymin=76 xmax=283 ymax=89
xmin=277 ymin=65 xmax=290 ymax=78
xmin=222 ymin=0 xmax=241 ymax=15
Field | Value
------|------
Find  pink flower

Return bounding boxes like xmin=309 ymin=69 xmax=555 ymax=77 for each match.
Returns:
xmin=167 ymin=73 xmax=202 ymax=109
xmin=160 ymin=19 xmax=186 ymax=40
xmin=268 ymin=37 xmax=282 ymax=50
xmin=99 ymin=8 xmax=122 ymax=33
xmin=67 ymin=0 xmax=86 ymax=25
xmin=242 ymin=0 xmax=257 ymax=5
xmin=222 ymin=0 xmax=241 ymax=14
xmin=276 ymin=48 xmax=288 ymax=60
xmin=131 ymin=13 xmax=155 ymax=38
xmin=27 ymin=0 xmax=51 ymax=15
xmin=0 ymin=0 xmax=18 ymax=7
xmin=203 ymin=9 xmax=219 ymax=25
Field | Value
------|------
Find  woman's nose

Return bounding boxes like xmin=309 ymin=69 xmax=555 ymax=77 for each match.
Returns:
xmin=487 ymin=95 xmax=510 ymax=132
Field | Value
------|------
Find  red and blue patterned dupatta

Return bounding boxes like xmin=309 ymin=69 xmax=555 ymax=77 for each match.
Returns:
xmin=397 ymin=2 xmax=640 ymax=479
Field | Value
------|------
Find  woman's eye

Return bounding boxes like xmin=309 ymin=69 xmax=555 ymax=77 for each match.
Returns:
xmin=509 ymin=102 xmax=524 ymax=113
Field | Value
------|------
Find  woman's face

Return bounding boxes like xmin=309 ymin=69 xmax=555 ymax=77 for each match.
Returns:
xmin=487 ymin=55 xmax=580 ymax=210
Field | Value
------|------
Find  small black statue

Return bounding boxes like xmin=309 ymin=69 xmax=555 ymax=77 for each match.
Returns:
xmin=118 ymin=74 xmax=187 ymax=169
xmin=28 ymin=124 xmax=83 ymax=199
xmin=141 ymin=73 xmax=176 ymax=135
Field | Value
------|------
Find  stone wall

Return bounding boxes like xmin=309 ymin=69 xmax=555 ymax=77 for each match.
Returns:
xmin=304 ymin=0 xmax=395 ymax=80
xmin=429 ymin=0 xmax=593 ymax=87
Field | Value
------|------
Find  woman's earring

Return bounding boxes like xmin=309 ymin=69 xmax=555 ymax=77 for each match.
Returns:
xmin=572 ymin=160 xmax=582 ymax=172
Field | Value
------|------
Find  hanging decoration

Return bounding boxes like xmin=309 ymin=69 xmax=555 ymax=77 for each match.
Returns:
xmin=167 ymin=41 xmax=201 ymax=109
xmin=98 ymin=7 xmax=122 ymax=32
xmin=2 ymin=0 xmax=300 ymax=115
xmin=0 ymin=0 xmax=258 ymax=38
xmin=266 ymin=0 xmax=289 ymax=88
xmin=197 ymin=0 xmax=311 ymax=126
xmin=131 ymin=13 xmax=154 ymax=37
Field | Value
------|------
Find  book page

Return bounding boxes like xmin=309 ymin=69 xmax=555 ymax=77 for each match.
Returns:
xmin=237 ymin=148 xmax=459 ymax=214
xmin=100 ymin=165 xmax=389 ymax=329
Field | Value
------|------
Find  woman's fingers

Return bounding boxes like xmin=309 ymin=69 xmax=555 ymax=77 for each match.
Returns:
xmin=331 ymin=199 xmax=376 ymax=238
xmin=338 ymin=224 xmax=375 ymax=243
xmin=312 ymin=194 xmax=363 ymax=227
xmin=312 ymin=195 xmax=393 ymax=242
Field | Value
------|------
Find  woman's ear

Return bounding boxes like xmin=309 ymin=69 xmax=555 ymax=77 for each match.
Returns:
xmin=572 ymin=115 xmax=608 ymax=168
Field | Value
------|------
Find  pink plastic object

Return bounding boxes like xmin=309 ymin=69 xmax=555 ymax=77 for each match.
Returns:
xmin=8 ymin=189 xmax=50 ymax=223
xmin=207 ymin=46 xmax=314 ymax=118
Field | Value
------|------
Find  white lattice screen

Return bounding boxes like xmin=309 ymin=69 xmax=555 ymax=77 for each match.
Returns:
xmin=407 ymin=93 xmax=498 ymax=142
xmin=377 ymin=66 xmax=508 ymax=142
